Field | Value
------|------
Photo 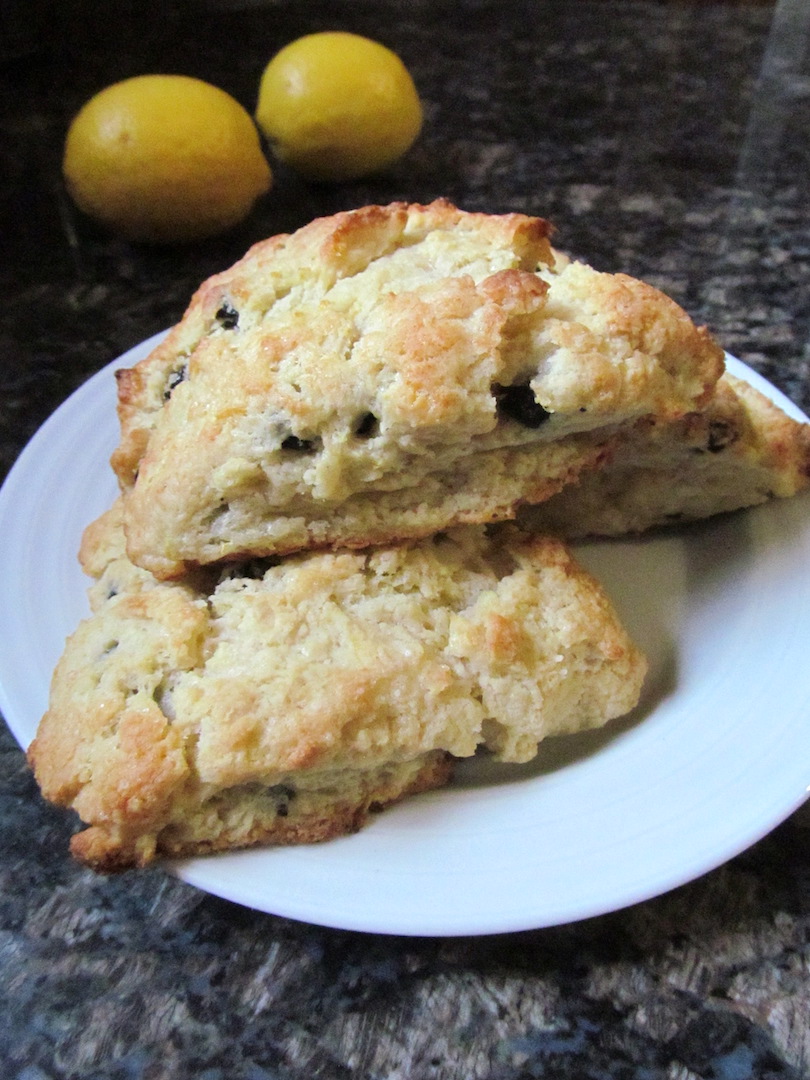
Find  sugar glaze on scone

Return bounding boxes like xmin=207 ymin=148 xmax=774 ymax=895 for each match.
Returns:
xmin=29 ymin=502 xmax=647 ymax=869
xmin=112 ymin=200 xmax=724 ymax=577
xmin=518 ymin=373 xmax=810 ymax=538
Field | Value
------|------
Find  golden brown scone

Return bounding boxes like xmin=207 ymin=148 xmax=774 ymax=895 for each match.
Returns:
xmin=111 ymin=199 xmax=724 ymax=578
xmin=518 ymin=373 xmax=810 ymax=538
xmin=29 ymin=503 xmax=647 ymax=869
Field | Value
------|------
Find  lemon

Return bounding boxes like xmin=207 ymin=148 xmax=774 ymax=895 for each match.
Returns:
xmin=255 ymin=32 xmax=423 ymax=182
xmin=63 ymin=74 xmax=272 ymax=243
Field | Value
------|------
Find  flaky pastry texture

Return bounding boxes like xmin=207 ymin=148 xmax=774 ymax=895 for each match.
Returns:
xmin=29 ymin=502 xmax=646 ymax=869
xmin=518 ymin=373 xmax=810 ymax=538
xmin=111 ymin=199 xmax=723 ymax=577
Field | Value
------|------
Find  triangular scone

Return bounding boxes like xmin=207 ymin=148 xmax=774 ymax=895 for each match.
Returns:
xmin=111 ymin=199 xmax=724 ymax=578
xmin=28 ymin=501 xmax=646 ymax=870
xmin=518 ymin=373 xmax=810 ymax=538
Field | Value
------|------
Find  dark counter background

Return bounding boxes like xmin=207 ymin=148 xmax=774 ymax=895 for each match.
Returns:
xmin=2 ymin=1 xmax=810 ymax=1077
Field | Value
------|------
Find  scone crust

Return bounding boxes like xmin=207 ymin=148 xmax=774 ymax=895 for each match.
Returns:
xmin=112 ymin=199 xmax=555 ymax=488
xmin=519 ymin=373 xmax=810 ymax=537
xmin=110 ymin=200 xmax=723 ymax=577
xmin=29 ymin=505 xmax=647 ymax=869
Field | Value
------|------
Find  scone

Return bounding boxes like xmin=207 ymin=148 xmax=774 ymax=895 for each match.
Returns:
xmin=518 ymin=373 xmax=810 ymax=538
xmin=111 ymin=199 xmax=724 ymax=578
xmin=28 ymin=502 xmax=647 ymax=869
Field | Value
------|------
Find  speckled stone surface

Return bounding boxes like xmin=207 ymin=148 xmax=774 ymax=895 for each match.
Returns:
xmin=2 ymin=1 xmax=810 ymax=1077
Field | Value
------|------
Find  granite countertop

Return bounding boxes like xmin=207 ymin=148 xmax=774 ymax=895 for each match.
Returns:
xmin=2 ymin=1 xmax=810 ymax=1077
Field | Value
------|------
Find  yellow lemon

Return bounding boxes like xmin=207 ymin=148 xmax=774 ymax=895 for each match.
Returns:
xmin=255 ymin=32 xmax=423 ymax=182
xmin=63 ymin=74 xmax=272 ymax=243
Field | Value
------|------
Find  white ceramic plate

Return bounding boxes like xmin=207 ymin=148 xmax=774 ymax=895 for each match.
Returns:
xmin=2 ymin=335 xmax=809 ymax=936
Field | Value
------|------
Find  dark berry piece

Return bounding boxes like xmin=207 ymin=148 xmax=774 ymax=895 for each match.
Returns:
xmin=268 ymin=783 xmax=297 ymax=817
xmin=492 ymin=383 xmax=551 ymax=428
xmin=281 ymin=434 xmax=316 ymax=452
xmin=354 ymin=412 xmax=379 ymax=438
xmin=215 ymin=302 xmax=239 ymax=329
xmin=163 ymin=363 xmax=188 ymax=400
xmin=707 ymin=419 xmax=737 ymax=453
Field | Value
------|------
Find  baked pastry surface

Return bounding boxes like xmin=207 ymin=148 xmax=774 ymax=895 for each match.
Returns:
xmin=111 ymin=199 xmax=724 ymax=578
xmin=518 ymin=373 xmax=810 ymax=538
xmin=29 ymin=503 xmax=647 ymax=869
